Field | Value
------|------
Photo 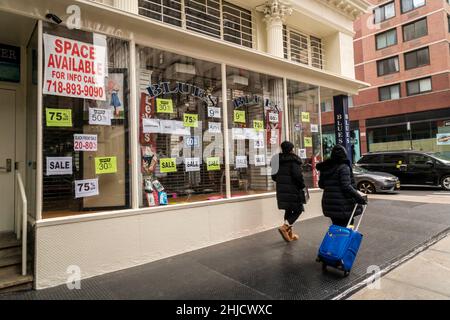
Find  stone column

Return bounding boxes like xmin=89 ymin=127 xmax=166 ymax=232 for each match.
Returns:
xmin=262 ymin=0 xmax=292 ymax=58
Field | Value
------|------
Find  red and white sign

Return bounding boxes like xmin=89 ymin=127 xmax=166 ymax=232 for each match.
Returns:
xmin=43 ymin=34 xmax=106 ymax=100
xmin=74 ymin=134 xmax=98 ymax=151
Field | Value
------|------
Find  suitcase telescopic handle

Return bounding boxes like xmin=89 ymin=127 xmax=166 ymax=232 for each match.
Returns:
xmin=347 ymin=204 xmax=368 ymax=231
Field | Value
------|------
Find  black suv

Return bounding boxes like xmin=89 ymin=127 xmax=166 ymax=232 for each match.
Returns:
xmin=357 ymin=151 xmax=450 ymax=191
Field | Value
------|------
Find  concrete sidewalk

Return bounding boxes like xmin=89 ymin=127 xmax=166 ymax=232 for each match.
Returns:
xmin=349 ymin=235 xmax=450 ymax=300
xmin=1 ymin=198 xmax=449 ymax=300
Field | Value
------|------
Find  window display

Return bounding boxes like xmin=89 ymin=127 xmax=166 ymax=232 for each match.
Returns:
xmin=42 ymin=23 xmax=130 ymax=218
xmin=226 ymin=67 xmax=284 ymax=196
xmin=136 ymin=45 xmax=224 ymax=206
xmin=287 ymin=80 xmax=320 ymax=188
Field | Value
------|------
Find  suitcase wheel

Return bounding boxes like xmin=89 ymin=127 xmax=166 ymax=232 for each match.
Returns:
xmin=343 ymin=271 xmax=350 ymax=277
xmin=322 ymin=263 xmax=327 ymax=272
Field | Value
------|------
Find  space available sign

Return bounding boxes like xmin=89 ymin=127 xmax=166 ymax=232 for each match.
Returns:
xmin=43 ymin=34 xmax=106 ymax=100
xmin=46 ymin=157 xmax=73 ymax=175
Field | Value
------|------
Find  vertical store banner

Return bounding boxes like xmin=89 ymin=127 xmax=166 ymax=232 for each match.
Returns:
xmin=43 ymin=34 xmax=106 ymax=100
xmin=333 ymin=95 xmax=352 ymax=162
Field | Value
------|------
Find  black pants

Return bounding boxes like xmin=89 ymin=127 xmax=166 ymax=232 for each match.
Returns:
xmin=331 ymin=217 xmax=354 ymax=227
xmin=284 ymin=210 xmax=302 ymax=225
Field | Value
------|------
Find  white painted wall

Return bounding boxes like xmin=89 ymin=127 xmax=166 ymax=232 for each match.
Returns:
xmin=323 ymin=32 xmax=356 ymax=79
xmin=35 ymin=191 xmax=324 ymax=289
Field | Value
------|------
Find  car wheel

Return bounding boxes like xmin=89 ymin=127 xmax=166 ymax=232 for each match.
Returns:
xmin=441 ymin=176 xmax=450 ymax=191
xmin=358 ymin=181 xmax=376 ymax=194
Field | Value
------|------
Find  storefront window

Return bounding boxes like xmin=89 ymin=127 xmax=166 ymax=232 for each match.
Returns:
xmin=42 ymin=23 xmax=131 ymax=218
xmin=287 ymin=80 xmax=320 ymax=188
xmin=136 ymin=46 xmax=224 ymax=207
xmin=226 ymin=67 xmax=284 ymax=196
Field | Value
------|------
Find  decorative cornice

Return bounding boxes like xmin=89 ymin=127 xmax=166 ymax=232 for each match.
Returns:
xmin=320 ymin=0 xmax=371 ymax=20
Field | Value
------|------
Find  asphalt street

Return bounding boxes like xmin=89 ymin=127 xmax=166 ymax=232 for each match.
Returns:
xmin=1 ymin=190 xmax=449 ymax=300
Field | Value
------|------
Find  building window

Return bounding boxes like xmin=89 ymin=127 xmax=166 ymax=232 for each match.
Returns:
xmin=406 ymin=77 xmax=432 ymax=96
xmin=138 ymin=0 xmax=183 ymax=27
xmin=402 ymin=18 xmax=428 ymax=42
xmin=226 ymin=67 xmax=284 ymax=196
xmin=138 ymin=0 xmax=253 ymax=49
xmin=379 ymin=84 xmax=401 ymax=101
xmin=42 ymin=23 xmax=131 ymax=218
xmin=374 ymin=1 xmax=396 ymax=24
xmin=401 ymin=0 xmax=426 ymax=14
xmin=287 ymin=81 xmax=320 ymax=188
xmin=377 ymin=56 xmax=399 ymax=76
xmin=136 ymin=46 xmax=224 ymax=207
xmin=222 ymin=1 xmax=253 ymax=48
xmin=376 ymin=28 xmax=398 ymax=50
xmin=404 ymin=47 xmax=430 ymax=70
xmin=185 ymin=0 xmax=221 ymax=38
xmin=282 ymin=26 xmax=324 ymax=69
xmin=310 ymin=36 xmax=323 ymax=69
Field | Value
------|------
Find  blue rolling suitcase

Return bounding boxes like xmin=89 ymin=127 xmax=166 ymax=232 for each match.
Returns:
xmin=316 ymin=204 xmax=367 ymax=277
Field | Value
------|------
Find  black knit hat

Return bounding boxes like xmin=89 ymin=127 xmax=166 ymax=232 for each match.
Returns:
xmin=281 ymin=141 xmax=294 ymax=154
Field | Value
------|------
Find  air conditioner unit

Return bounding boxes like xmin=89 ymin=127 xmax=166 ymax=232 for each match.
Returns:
xmin=227 ymin=75 xmax=248 ymax=88
xmin=164 ymin=63 xmax=196 ymax=81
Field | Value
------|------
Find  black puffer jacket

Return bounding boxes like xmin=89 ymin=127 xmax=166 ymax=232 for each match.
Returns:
xmin=271 ymin=153 xmax=306 ymax=212
xmin=317 ymin=146 xmax=365 ymax=220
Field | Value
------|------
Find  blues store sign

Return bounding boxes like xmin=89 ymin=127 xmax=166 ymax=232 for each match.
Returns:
xmin=146 ymin=81 xmax=218 ymax=106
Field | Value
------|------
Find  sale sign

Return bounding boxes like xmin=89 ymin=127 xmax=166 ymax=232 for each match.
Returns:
xmin=234 ymin=110 xmax=246 ymax=123
xmin=74 ymin=134 xmax=97 ymax=151
xmin=160 ymin=158 xmax=177 ymax=173
xmin=46 ymin=108 xmax=72 ymax=127
xmin=206 ymin=157 xmax=220 ymax=171
xmin=95 ymin=156 xmax=117 ymax=174
xmin=43 ymin=34 xmax=106 ymax=100
xmin=184 ymin=157 xmax=200 ymax=172
xmin=156 ymin=98 xmax=174 ymax=113
xmin=46 ymin=157 xmax=73 ymax=176
xmin=183 ymin=114 xmax=198 ymax=128
xmin=75 ymin=178 xmax=99 ymax=198
xmin=89 ymin=107 xmax=111 ymax=126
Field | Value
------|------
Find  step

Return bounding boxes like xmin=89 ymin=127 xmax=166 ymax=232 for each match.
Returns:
xmin=0 ymin=232 xmax=20 ymax=250
xmin=0 ymin=265 xmax=33 ymax=293
xmin=0 ymin=246 xmax=21 ymax=259
xmin=0 ymin=255 xmax=21 ymax=268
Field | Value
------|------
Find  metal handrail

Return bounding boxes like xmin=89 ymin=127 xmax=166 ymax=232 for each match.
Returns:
xmin=15 ymin=172 xmax=27 ymax=276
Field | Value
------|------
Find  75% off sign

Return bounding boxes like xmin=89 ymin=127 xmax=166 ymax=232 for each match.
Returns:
xmin=75 ymin=178 xmax=99 ymax=198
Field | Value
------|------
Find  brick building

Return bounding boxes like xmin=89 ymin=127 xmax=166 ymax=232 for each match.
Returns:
xmin=321 ymin=0 xmax=450 ymax=160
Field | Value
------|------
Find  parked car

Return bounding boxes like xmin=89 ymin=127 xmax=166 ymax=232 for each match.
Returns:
xmin=357 ymin=151 xmax=450 ymax=191
xmin=353 ymin=165 xmax=400 ymax=194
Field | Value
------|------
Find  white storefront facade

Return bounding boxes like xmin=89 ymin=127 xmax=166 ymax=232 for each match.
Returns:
xmin=0 ymin=0 xmax=369 ymax=289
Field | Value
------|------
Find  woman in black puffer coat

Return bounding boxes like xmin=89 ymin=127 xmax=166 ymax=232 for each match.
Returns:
xmin=271 ymin=141 xmax=306 ymax=242
xmin=316 ymin=145 xmax=367 ymax=227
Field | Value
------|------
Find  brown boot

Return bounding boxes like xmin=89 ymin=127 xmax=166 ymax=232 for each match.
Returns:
xmin=288 ymin=226 xmax=299 ymax=241
xmin=278 ymin=224 xmax=292 ymax=242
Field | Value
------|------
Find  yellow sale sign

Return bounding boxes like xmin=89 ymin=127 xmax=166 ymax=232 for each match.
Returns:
xmin=301 ymin=112 xmax=310 ymax=123
xmin=304 ymin=137 xmax=313 ymax=147
xmin=160 ymin=158 xmax=177 ymax=173
xmin=46 ymin=108 xmax=72 ymax=127
xmin=95 ymin=156 xmax=117 ymax=174
xmin=234 ymin=110 xmax=246 ymax=123
xmin=183 ymin=114 xmax=198 ymax=127
xmin=207 ymin=157 xmax=220 ymax=171
xmin=253 ymin=120 xmax=264 ymax=131
xmin=156 ymin=98 xmax=174 ymax=113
